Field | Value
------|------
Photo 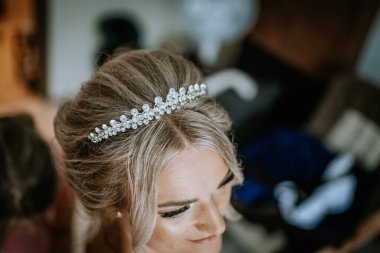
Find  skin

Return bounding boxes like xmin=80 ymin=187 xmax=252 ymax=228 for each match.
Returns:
xmin=144 ymin=145 xmax=234 ymax=253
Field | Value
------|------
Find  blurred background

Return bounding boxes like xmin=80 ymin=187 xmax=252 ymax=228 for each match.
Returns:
xmin=1 ymin=0 xmax=380 ymax=252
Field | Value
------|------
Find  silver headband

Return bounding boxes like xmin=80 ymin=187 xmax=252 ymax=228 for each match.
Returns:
xmin=88 ymin=83 xmax=207 ymax=143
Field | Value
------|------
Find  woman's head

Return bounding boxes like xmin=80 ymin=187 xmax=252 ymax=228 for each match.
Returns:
xmin=0 ymin=115 xmax=57 ymax=219
xmin=54 ymin=49 xmax=243 ymax=252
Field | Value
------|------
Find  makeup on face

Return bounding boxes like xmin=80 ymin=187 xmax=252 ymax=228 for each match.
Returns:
xmin=157 ymin=170 xmax=234 ymax=219
xmin=146 ymin=145 xmax=234 ymax=253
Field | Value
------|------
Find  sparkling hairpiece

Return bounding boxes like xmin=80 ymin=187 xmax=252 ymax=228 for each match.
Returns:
xmin=88 ymin=83 xmax=207 ymax=143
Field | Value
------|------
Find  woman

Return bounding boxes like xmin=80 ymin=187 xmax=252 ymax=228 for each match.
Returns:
xmin=54 ymin=49 xmax=243 ymax=253
xmin=0 ymin=115 xmax=72 ymax=253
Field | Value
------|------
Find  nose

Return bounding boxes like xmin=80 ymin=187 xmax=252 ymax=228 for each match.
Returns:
xmin=195 ymin=199 xmax=226 ymax=235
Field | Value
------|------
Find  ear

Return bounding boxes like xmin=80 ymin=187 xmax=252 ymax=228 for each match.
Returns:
xmin=86 ymin=210 xmax=134 ymax=253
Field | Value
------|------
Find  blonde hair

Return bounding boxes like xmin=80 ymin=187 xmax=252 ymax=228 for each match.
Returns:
xmin=54 ymin=49 xmax=243 ymax=251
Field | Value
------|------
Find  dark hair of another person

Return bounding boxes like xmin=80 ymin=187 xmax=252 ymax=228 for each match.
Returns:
xmin=0 ymin=115 xmax=58 ymax=219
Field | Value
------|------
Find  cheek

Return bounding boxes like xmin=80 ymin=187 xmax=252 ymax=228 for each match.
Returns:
xmin=150 ymin=217 xmax=190 ymax=242
xmin=214 ymin=186 xmax=233 ymax=213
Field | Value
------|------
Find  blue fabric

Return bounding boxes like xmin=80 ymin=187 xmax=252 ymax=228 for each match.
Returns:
xmin=233 ymin=176 xmax=273 ymax=205
xmin=236 ymin=128 xmax=334 ymax=204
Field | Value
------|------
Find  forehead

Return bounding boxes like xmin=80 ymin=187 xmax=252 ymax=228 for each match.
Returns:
xmin=157 ymin=145 xmax=228 ymax=202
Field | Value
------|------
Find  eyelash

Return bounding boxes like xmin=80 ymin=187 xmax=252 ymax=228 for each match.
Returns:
xmin=158 ymin=172 xmax=234 ymax=219
xmin=159 ymin=205 xmax=190 ymax=218
xmin=219 ymin=173 xmax=234 ymax=188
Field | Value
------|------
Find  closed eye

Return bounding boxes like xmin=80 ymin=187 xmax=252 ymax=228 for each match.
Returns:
xmin=217 ymin=171 xmax=234 ymax=189
xmin=158 ymin=205 xmax=190 ymax=218
xmin=157 ymin=171 xmax=234 ymax=218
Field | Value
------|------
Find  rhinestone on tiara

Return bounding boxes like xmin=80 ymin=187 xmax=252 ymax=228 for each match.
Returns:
xmin=88 ymin=83 xmax=207 ymax=143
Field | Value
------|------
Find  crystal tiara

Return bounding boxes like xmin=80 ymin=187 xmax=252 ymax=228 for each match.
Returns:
xmin=88 ymin=83 xmax=207 ymax=143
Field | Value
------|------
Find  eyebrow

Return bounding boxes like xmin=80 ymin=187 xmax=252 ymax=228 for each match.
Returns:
xmin=158 ymin=170 xmax=232 ymax=208
xmin=158 ymin=199 xmax=198 ymax=208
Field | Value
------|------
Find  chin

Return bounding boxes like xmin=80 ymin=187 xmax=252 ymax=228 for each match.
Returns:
xmin=145 ymin=235 xmax=223 ymax=253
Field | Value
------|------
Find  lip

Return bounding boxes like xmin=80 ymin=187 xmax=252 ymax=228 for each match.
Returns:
xmin=188 ymin=235 xmax=217 ymax=244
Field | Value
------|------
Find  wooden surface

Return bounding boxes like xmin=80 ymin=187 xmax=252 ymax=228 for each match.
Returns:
xmin=250 ymin=0 xmax=380 ymax=78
